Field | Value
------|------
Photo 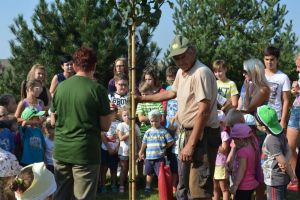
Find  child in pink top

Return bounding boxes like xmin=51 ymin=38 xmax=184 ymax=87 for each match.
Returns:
xmin=230 ymin=123 xmax=259 ymax=200
xmin=213 ymin=110 xmax=230 ymax=200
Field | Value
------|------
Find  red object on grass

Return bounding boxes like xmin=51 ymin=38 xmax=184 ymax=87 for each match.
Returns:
xmin=158 ymin=162 xmax=173 ymax=200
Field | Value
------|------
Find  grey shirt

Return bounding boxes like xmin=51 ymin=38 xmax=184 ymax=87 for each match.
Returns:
xmin=262 ymin=134 xmax=290 ymax=186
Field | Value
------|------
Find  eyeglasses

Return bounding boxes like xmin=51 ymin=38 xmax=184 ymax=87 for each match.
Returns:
xmin=116 ymin=65 xmax=125 ymax=67
xmin=117 ymin=83 xmax=128 ymax=87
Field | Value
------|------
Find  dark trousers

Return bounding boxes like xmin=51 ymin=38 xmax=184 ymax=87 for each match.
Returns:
xmin=234 ymin=189 xmax=253 ymax=200
xmin=176 ymin=127 xmax=221 ymax=200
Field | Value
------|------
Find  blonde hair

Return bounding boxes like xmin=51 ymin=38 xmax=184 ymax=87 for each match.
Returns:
xmin=243 ymin=58 xmax=269 ymax=88
xmin=225 ymin=108 xmax=244 ymax=127
xmin=212 ymin=60 xmax=227 ymax=71
xmin=295 ymin=52 xmax=300 ymax=62
xmin=27 ymin=64 xmax=46 ymax=81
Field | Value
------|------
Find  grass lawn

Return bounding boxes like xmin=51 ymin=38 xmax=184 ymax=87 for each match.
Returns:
xmin=97 ymin=176 xmax=300 ymax=199
xmin=96 ymin=187 xmax=300 ymax=200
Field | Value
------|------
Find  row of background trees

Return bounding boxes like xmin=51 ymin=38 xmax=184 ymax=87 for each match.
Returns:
xmin=0 ymin=0 xmax=299 ymax=99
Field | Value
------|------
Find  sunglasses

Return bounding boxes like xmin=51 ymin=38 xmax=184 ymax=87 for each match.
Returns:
xmin=242 ymin=70 xmax=248 ymax=74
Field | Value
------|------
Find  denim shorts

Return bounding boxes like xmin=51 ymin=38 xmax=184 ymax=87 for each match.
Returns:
xmin=100 ymin=149 xmax=119 ymax=171
xmin=288 ymin=106 xmax=300 ymax=130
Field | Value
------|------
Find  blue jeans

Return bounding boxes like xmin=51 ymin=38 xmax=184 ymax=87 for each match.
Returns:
xmin=266 ymin=185 xmax=287 ymax=200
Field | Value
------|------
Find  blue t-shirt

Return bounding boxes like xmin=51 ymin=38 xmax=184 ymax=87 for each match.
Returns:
xmin=20 ymin=126 xmax=45 ymax=165
xmin=165 ymin=85 xmax=178 ymax=130
xmin=0 ymin=128 xmax=15 ymax=152
xmin=142 ymin=127 xmax=173 ymax=160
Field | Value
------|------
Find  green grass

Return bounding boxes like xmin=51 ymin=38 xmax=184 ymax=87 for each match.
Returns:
xmin=97 ymin=176 xmax=300 ymax=199
xmin=96 ymin=188 xmax=159 ymax=200
xmin=96 ymin=187 xmax=300 ymax=200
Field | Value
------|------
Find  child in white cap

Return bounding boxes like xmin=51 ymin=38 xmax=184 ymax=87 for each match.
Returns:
xmin=9 ymin=162 xmax=56 ymax=200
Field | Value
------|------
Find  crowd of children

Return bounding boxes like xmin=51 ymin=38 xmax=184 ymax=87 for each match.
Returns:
xmin=1 ymin=50 xmax=300 ymax=200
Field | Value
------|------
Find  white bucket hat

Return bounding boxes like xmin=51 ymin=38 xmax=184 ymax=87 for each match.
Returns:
xmin=15 ymin=162 xmax=57 ymax=200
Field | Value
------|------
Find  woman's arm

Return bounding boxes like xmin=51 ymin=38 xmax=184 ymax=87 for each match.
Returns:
xmin=49 ymin=75 xmax=58 ymax=97
xmin=247 ymin=86 xmax=270 ymax=113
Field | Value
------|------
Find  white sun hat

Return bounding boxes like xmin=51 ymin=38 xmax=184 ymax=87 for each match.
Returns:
xmin=15 ymin=162 xmax=57 ymax=200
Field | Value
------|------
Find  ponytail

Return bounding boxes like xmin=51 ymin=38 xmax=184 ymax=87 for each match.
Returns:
xmin=20 ymin=80 xmax=27 ymax=100
xmin=10 ymin=178 xmax=26 ymax=193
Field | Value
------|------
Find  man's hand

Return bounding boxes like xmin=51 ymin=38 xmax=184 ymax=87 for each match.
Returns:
xmin=179 ymin=143 xmax=195 ymax=161
xmin=134 ymin=95 xmax=143 ymax=103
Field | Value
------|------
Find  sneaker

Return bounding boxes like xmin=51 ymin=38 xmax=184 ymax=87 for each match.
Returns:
xmin=144 ymin=187 xmax=151 ymax=194
xmin=287 ymin=182 xmax=299 ymax=192
xmin=119 ymin=186 xmax=125 ymax=193
xmin=287 ymin=179 xmax=299 ymax=192
xmin=101 ymin=186 xmax=108 ymax=193
xmin=111 ymin=185 xmax=118 ymax=192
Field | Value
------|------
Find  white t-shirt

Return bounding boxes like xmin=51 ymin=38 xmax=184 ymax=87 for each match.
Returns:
xmin=44 ymin=136 xmax=54 ymax=166
xmin=117 ymin=122 xmax=140 ymax=157
xmin=265 ymin=70 xmax=290 ymax=119
xmin=108 ymin=92 xmax=128 ymax=108
xmin=101 ymin=120 xmax=120 ymax=151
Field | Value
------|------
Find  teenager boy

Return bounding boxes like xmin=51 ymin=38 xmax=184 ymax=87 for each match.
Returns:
xmin=263 ymin=46 xmax=290 ymax=130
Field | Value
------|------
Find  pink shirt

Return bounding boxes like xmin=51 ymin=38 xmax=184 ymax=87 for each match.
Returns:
xmin=215 ymin=131 xmax=230 ymax=166
xmin=233 ymin=144 xmax=259 ymax=190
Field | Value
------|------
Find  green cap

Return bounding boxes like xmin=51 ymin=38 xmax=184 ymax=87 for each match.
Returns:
xmin=21 ymin=107 xmax=45 ymax=121
xmin=168 ymin=35 xmax=190 ymax=58
xmin=255 ymin=105 xmax=283 ymax=135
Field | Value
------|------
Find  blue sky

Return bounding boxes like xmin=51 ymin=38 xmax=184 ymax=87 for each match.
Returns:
xmin=0 ymin=0 xmax=299 ymax=59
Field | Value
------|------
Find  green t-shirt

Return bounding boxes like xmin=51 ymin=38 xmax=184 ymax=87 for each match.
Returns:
xmin=51 ymin=76 xmax=110 ymax=165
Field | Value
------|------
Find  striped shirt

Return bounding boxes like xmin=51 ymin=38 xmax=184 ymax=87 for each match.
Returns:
xmin=142 ymin=127 xmax=173 ymax=160
xmin=136 ymin=102 xmax=164 ymax=136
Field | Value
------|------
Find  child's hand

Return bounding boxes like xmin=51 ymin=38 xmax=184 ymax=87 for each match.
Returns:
xmin=230 ymin=184 xmax=238 ymax=195
xmin=278 ymin=163 xmax=287 ymax=173
xmin=107 ymin=148 xmax=114 ymax=155
xmin=21 ymin=120 xmax=27 ymax=127
xmin=138 ymin=152 xmax=144 ymax=160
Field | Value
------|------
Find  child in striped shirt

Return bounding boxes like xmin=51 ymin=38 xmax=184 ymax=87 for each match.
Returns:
xmin=138 ymin=109 xmax=173 ymax=193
